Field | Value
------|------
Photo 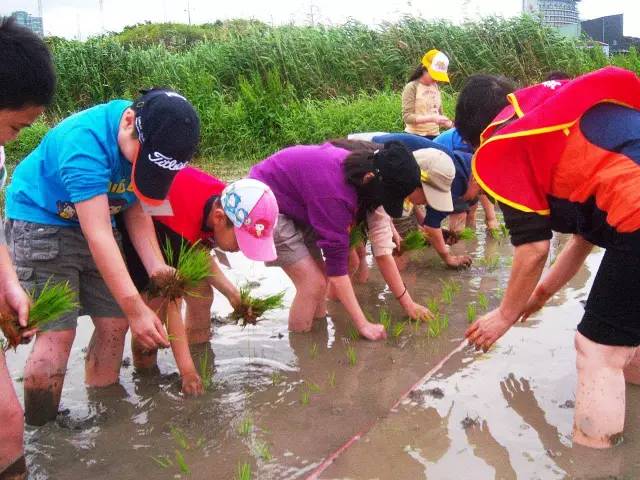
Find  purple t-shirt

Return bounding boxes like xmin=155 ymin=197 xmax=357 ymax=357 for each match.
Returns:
xmin=249 ymin=143 xmax=357 ymax=276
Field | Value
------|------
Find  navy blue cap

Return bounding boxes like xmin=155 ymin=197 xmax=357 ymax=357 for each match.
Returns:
xmin=132 ymin=88 xmax=200 ymax=205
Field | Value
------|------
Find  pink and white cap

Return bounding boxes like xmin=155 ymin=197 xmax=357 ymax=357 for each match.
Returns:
xmin=220 ymin=178 xmax=279 ymax=262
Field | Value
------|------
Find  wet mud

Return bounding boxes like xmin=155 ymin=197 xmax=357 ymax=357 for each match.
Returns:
xmin=5 ymin=220 xmax=640 ymax=479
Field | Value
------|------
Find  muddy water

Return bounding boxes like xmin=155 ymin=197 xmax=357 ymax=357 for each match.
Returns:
xmin=5 ymin=222 xmax=640 ymax=479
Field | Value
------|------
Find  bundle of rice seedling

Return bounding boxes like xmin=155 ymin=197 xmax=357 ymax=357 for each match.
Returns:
xmin=148 ymin=240 xmax=211 ymax=301
xmin=394 ymin=229 xmax=428 ymax=256
xmin=349 ymin=222 xmax=367 ymax=248
xmin=0 ymin=279 xmax=78 ymax=349
xmin=231 ymin=285 xmax=285 ymax=326
xmin=458 ymin=227 xmax=477 ymax=240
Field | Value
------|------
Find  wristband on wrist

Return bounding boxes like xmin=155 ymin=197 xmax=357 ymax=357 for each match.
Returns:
xmin=396 ymin=285 xmax=408 ymax=301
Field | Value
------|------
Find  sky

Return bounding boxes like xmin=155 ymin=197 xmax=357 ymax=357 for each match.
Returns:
xmin=2 ymin=0 xmax=639 ymax=40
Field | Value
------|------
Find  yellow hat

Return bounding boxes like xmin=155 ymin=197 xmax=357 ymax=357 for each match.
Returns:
xmin=421 ymin=49 xmax=450 ymax=83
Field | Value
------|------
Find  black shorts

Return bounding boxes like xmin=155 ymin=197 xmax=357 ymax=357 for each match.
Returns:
xmin=115 ymin=214 xmax=190 ymax=292
xmin=578 ymin=248 xmax=640 ymax=347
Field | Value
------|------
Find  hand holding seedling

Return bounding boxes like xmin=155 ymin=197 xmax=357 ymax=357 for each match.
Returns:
xmin=445 ymin=254 xmax=472 ymax=269
xmin=128 ymin=302 xmax=170 ymax=350
xmin=1 ymin=279 xmax=35 ymax=344
xmin=181 ymin=371 xmax=204 ymax=397
xmin=358 ymin=321 xmax=387 ymax=341
xmin=404 ymin=302 xmax=434 ymax=322
xmin=465 ymin=308 xmax=515 ymax=352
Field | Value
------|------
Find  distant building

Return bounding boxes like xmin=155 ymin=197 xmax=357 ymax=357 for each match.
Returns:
xmin=581 ymin=14 xmax=640 ymax=54
xmin=10 ymin=10 xmax=44 ymax=37
xmin=523 ymin=0 xmax=581 ymax=37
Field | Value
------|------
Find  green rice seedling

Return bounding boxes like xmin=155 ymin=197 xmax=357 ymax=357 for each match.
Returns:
xmin=477 ymin=293 xmax=489 ymax=311
xmin=300 ymin=388 xmax=310 ymax=406
xmin=170 ymin=426 xmax=190 ymax=450
xmin=231 ymin=286 xmax=285 ymax=326
xmin=396 ymin=229 xmax=428 ymax=255
xmin=467 ymin=303 xmax=477 ymax=324
xmin=440 ymin=280 xmax=458 ymax=305
xmin=174 ymin=450 xmax=190 ymax=475
xmin=392 ymin=322 xmax=406 ymax=339
xmin=327 ymin=371 xmax=336 ymax=388
xmin=255 ymin=441 xmax=272 ymax=462
xmin=479 ymin=254 xmax=501 ymax=271
xmin=499 ymin=223 xmax=510 ymax=238
xmin=149 ymin=240 xmax=211 ymax=301
xmin=349 ymin=222 xmax=367 ymax=248
xmin=428 ymin=315 xmax=442 ymax=338
xmin=271 ymin=371 xmax=284 ymax=386
xmin=426 ymin=297 xmax=440 ymax=316
xmin=198 ymin=348 xmax=212 ymax=391
xmin=346 ymin=324 xmax=360 ymax=342
xmin=238 ymin=417 xmax=253 ymax=437
xmin=379 ymin=309 xmax=392 ymax=332
xmin=151 ymin=455 xmax=173 ymax=469
xmin=309 ymin=342 xmax=319 ymax=359
xmin=346 ymin=345 xmax=357 ymax=366
xmin=236 ymin=462 xmax=252 ymax=480
xmin=442 ymin=314 xmax=449 ymax=330
xmin=305 ymin=381 xmax=321 ymax=394
xmin=495 ymin=287 xmax=505 ymax=299
xmin=458 ymin=227 xmax=477 ymax=240
xmin=1 ymin=279 xmax=78 ymax=350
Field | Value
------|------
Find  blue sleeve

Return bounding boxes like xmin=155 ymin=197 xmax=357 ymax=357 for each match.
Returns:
xmin=581 ymin=104 xmax=640 ymax=162
xmin=424 ymin=207 xmax=447 ymax=228
xmin=57 ymin=128 xmax=112 ymax=204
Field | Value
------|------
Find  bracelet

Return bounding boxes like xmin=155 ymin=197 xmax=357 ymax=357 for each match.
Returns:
xmin=396 ymin=286 xmax=408 ymax=301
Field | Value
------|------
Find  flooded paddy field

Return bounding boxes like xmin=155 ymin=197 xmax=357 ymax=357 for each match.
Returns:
xmin=6 ymin=222 xmax=640 ymax=479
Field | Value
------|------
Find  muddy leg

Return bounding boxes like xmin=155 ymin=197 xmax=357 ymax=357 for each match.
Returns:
xmin=573 ymin=332 xmax=635 ymax=448
xmin=0 ymin=456 xmax=27 ymax=480
xmin=185 ymin=280 xmax=213 ymax=345
xmin=0 ymin=352 xmax=24 ymax=476
xmin=283 ymin=256 xmax=327 ymax=333
xmin=24 ymin=329 xmax=75 ymax=426
xmin=623 ymin=346 xmax=640 ymax=385
xmin=85 ymin=316 xmax=128 ymax=387
xmin=313 ymin=258 xmax=328 ymax=318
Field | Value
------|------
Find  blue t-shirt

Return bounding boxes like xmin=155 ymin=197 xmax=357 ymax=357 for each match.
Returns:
xmin=433 ymin=128 xmax=474 ymax=154
xmin=372 ymin=132 xmax=471 ymax=228
xmin=7 ymin=100 xmax=137 ymax=227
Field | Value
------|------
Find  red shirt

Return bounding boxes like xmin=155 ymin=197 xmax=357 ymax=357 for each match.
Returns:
xmin=155 ymin=167 xmax=226 ymax=244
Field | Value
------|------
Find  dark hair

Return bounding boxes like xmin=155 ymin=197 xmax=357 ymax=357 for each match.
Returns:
xmin=454 ymin=74 xmax=516 ymax=148
xmin=0 ymin=17 xmax=56 ymax=110
xmin=212 ymin=198 xmax=234 ymax=227
xmin=331 ymin=139 xmax=383 ymax=222
xmin=545 ymin=71 xmax=571 ymax=81
xmin=408 ymin=65 xmax=427 ymax=83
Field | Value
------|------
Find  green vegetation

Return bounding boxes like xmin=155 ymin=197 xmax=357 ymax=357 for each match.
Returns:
xmin=255 ymin=441 xmax=272 ymax=462
xmin=309 ymin=342 xmax=319 ymax=359
xmin=440 ymin=279 xmax=461 ymax=305
xmin=397 ymin=229 xmax=429 ymax=255
xmin=231 ymin=286 xmax=285 ymax=326
xmin=197 ymin=348 xmax=213 ymax=391
xmin=346 ymin=325 xmax=360 ymax=342
xmin=300 ymin=388 xmax=310 ymax=406
xmin=477 ymin=293 xmax=489 ymax=311
xmin=458 ymin=227 xmax=477 ymax=241
xmin=379 ymin=309 xmax=392 ymax=332
xmin=467 ymin=303 xmax=477 ymax=324
xmin=327 ymin=371 xmax=337 ymax=388
xmin=236 ymin=461 xmax=252 ymax=480
xmin=270 ymin=371 xmax=284 ymax=386
xmin=237 ymin=417 xmax=253 ymax=437
xmin=349 ymin=222 xmax=367 ymax=248
xmin=174 ymin=450 xmax=190 ymax=475
xmin=7 ymin=15 xmax=634 ymax=176
xmin=148 ymin=241 xmax=211 ymax=301
xmin=1 ymin=279 xmax=78 ymax=350
xmin=428 ymin=313 xmax=450 ymax=338
xmin=392 ymin=322 xmax=406 ymax=339
xmin=346 ymin=345 xmax=357 ymax=366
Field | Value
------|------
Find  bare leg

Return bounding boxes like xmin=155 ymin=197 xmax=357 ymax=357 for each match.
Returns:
xmin=185 ymin=280 xmax=213 ymax=345
xmin=0 ymin=352 xmax=24 ymax=476
xmin=85 ymin=316 xmax=128 ymax=387
xmin=24 ymin=329 xmax=75 ymax=426
xmin=573 ymin=332 xmax=635 ymax=448
xmin=448 ymin=212 xmax=468 ymax=234
xmin=282 ymin=256 xmax=327 ymax=333
xmin=623 ymin=346 xmax=640 ymax=385
xmin=480 ymin=195 xmax=499 ymax=230
xmin=313 ymin=258 xmax=328 ymax=318
xmin=131 ymin=297 xmax=161 ymax=370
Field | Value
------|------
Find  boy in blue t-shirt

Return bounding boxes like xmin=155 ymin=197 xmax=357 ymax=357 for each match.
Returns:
xmin=0 ymin=17 xmax=56 ymax=479
xmin=6 ymin=87 xmax=200 ymax=426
